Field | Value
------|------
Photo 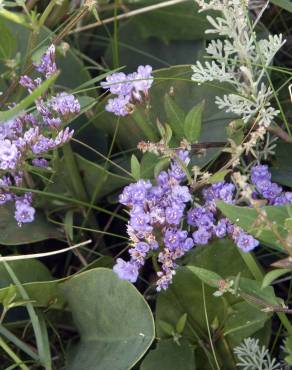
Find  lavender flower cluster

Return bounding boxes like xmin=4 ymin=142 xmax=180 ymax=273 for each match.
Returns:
xmin=0 ymin=45 xmax=80 ymax=226
xmin=114 ymin=151 xmax=260 ymax=291
xmin=101 ymin=65 xmax=153 ymax=116
xmin=251 ymin=164 xmax=292 ymax=206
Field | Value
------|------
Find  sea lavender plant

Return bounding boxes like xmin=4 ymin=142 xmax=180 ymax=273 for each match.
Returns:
xmin=0 ymin=44 xmax=80 ymax=226
xmin=191 ymin=0 xmax=285 ymax=149
xmin=101 ymin=65 xmax=153 ymax=116
xmin=234 ymin=337 xmax=280 ymax=370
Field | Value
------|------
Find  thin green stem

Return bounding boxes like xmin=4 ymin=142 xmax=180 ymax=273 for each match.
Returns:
xmin=0 ymin=336 xmax=30 ymax=370
xmin=1 ymin=261 xmax=52 ymax=369
xmin=0 ymin=325 xmax=39 ymax=361
xmin=202 ymin=283 xmax=220 ymax=370
xmin=38 ymin=0 xmax=57 ymax=27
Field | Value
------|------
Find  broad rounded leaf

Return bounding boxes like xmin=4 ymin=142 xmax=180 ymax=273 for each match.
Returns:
xmin=61 ymin=268 xmax=155 ymax=370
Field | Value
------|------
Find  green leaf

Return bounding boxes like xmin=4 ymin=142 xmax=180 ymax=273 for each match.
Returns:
xmin=164 ymin=94 xmax=185 ymax=138
xmin=130 ymin=0 xmax=211 ymax=42
xmin=0 ymin=73 xmax=59 ymax=122
xmin=141 ymin=339 xmax=196 ymax=370
xmin=45 ymin=153 xmax=130 ymax=203
xmin=131 ymin=154 xmax=141 ymax=180
xmin=208 ymin=170 xmax=230 ymax=184
xmin=164 ymin=123 xmax=173 ymax=144
xmin=0 ymin=19 xmax=16 ymax=59
xmin=0 ymin=204 xmax=62 ymax=245
xmin=285 ymin=336 xmax=292 ymax=355
xmin=271 ymin=0 xmax=292 ymax=12
xmin=0 ymin=260 xmax=52 ymax=289
xmin=156 ymin=240 xmax=271 ymax=367
xmin=226 ymin=119 xmax=244 ymax=145
xmin=0 ymin=256 xmax=114 ymax=309
xmin=176 ymin=313 xmax=188 ymax=334
xmin=140 ymin=152 xmax=160 ymax=179
xmin=159 ymin=320 xmax=175 ymax=336
xmin=285 ymin=218 xmax=292 ymax=232
xmin=223 ymin=301 xmax=270 ymax=343
xmin=61 ymin=268 xmax=155 ymax=370
xmin=154 ymin=157 xmax=170 ymax=178
xmin=184 ymin=101 xmax=204 ymax=143
xmin=187 ymin=266 xmax=222 ymax=288
xmin=271 ymin=143 xmax=292 ymax=187
xmin=64 ymin=210 xmax=74 ymax=241
xmin=285 ymin=355 xmax=292 ymax=365
xmin=0 ymin=8 xmax=31 ymax=28
xmin=238 ymin=277 xmax=279 ymax=308
xmin=262 ymin=269 xmax=292 ymax=288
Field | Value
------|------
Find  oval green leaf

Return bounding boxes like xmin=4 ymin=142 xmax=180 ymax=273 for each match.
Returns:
xmin=61 ymin=268 xmax=155 ymax=370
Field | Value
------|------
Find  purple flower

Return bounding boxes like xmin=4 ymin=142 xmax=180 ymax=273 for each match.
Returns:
xmin=192 ymin=228 xmax=212 ymax=245
xmin=171 ymin=185 xmax=191 ymax=203
xmin=31 ymin=136 xmax=53 ymax=155
xmin=0 ymin=119 xmax=22 ymax=140
xmin=157 ymin=171 xmax=169 ymax=186
xmin=130 ymin=207 xmax=152 ymax=233
xmin=19 ymin=76 xmax=41 ymax=92
xmin=34 ymin=44 xmax=57 ymax=78
xmin=203 ymin=181 xmax=235 ymax=204
xmin=54 ymin=127 xmax=74 ymax=146
xmin=214 ymin=218 xmax=228 ymax=238
xmin=129 ymin=242 xmax=150 ymax=265
xmin=101 ymin=72 xmax=132 ymax=96
xmin=113 ymin=258 xmax=139 ymax=283
xmin=14 ymin=198 xmax=35 ymax=224
xmin=233 ymin=231 xmax=259 ymax=252
xmin=0 ymin=139 xmax=19 ymax=170
xmin=32 ymin=158 xmax=49 ymax=168
xmin=251 ymin=164 xmax=271 ymax=185
xmin=256 ymin=180 xmax=282 ymax=200
xmin=183 ymin=237 xmax=194 ymax=252
xmin=131 ymin=65 xmax=153 ymax=101
xmin=187 ymin=206 xmax=214 ymax=229
xmin=165 ymin=203 xmax=184 ymax=225
xmin=164 ymin=228 xmax=183 ymax=250
xmin=119 ymin=180 xmax=152 ymax=206
xmin=102 ymin=65 xmax=153 ymax=116
xmin=50 ymin=93 xmax=80 ymax=116
xmin=105 ymin=95 xmax=131 ymax=117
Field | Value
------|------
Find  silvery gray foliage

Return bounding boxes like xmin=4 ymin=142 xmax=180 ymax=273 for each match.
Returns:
xmin=234 ymin=338 xmax=281 ymax=370
xmin=192 ymin=0 xmax=285 ymax=128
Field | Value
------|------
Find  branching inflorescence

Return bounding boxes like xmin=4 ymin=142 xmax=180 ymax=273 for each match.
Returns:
xmin=112 ymin=147 xmax=292 ymax=290
xmin=0 ymin=45 xmax=80 ymax=226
